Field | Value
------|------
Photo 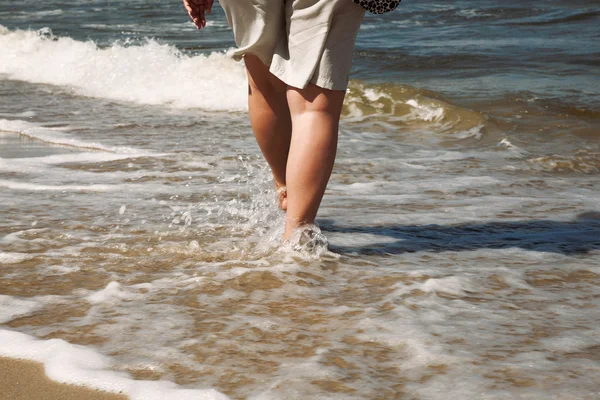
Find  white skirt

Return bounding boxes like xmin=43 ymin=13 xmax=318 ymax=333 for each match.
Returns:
xmin=219 ymin=0 xmax=365 ymax=91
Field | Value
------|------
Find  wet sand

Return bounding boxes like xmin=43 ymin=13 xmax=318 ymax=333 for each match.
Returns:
xmin=0 ymin=357 xmax=128 ymax=400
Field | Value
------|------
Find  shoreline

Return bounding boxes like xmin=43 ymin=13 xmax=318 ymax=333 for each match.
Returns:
xmin=0 ymin=356 xmax=128 ymax=400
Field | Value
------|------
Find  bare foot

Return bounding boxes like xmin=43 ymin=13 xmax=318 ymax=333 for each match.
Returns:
xmin=276 ymin=186 xmax=288 ymax=211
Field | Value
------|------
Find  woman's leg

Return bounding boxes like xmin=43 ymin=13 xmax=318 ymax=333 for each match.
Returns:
xmin=245 ymin=54 xmax=292 ymax=209
xmin=284 ymin=83 xmax=346 ymax=239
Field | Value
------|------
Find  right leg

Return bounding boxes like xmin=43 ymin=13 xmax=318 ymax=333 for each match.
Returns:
xmin=219 ymin=0 xmax=290 ymax=208
xmin=245 ymin=54 xmax=292 ymax=210
xmin=284 ymin=83 xmax=346 ymax=239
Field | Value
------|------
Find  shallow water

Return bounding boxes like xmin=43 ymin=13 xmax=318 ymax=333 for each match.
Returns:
xmin=1 ymin=1 xmax=600 ymax=399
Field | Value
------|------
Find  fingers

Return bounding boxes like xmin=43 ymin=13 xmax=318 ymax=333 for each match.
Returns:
xmin=183 ymin=0 xmax=200 ymax=29
xmin=183 ymin=0 xmax=210 ymax=30
xmin=190 ymin=0 xmax=212 ymax=13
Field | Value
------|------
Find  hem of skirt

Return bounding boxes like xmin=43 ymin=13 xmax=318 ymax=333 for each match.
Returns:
xmin=226 ymin=48 xmax=244 ymax=62
xmin=311 ymin=75 xmax=348 ymax=91
xmin=269 ymin=64 xmax=348 ymax=91
xmin=227 ymin=48 xmax=272 ymax=67
xmin=269 ymin=63 xmax=307 ymax=90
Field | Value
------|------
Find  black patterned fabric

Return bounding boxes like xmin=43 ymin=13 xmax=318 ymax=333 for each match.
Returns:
xmin=352 ymin=0 xmax=401 ymax=14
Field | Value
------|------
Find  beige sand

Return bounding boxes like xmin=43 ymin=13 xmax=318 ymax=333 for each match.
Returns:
xmin=0 ymin=357 xmax=128 ymax=400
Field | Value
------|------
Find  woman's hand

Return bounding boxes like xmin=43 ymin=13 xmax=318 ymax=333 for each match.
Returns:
xmin=183 ymin=0 xmax=213 ymax=30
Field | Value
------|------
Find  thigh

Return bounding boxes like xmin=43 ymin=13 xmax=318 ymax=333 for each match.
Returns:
xmin=245 ymin=54 xmax=287 ymax=94
xmin=287 ymin=83 xmax=346 ymax=119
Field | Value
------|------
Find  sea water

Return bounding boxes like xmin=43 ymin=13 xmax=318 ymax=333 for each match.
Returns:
xmin=0 ymin=1 xmax=599 ymax=399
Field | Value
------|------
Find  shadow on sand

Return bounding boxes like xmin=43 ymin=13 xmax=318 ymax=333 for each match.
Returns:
xmin=321 ymin=212 xmax=600 ymax=256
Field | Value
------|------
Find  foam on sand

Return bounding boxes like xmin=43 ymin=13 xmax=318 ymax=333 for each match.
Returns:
xmin=0 ymin=330 xmax=231 ymax=400
xmin=0 ymin=356 xmax=126 ymax=400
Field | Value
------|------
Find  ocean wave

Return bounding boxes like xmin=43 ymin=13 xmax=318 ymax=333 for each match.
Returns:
xmin=0 ymin=25 xmax=493 ymax=140
xmin=508 ymin=9 xmax=600 ymax=26
xmin=343 ymin=82 xmax=491 ymax=139
xmin=0 ymin=25 xmax=247 ymax=111
xmin=527 ymin=152 xmax=600 ymax=174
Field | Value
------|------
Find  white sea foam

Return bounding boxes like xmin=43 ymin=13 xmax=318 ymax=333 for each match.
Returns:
xmin=43 ymin=264 xmax=81 ymax=275
xmin=0 ymin=152 xmax=156 ymax=178
xmin=0 ymin=251 xmax=35 ymax=264
xmin=454 ymin=124 xmax=483 ymax=140
xmin=0 ymin=295 xmax=43 ymax=323
xmin=541 ymin=330 xmax=600 ymax=353
xmin=0 ymin=25 xmax=247 ymax=111
xmin=405 ymin=99 xmax=445 ymax=122
xmin=498 ymin=138 xmax=529 ymax=156
xmin=420 ymin=276 xmax=467 ymax=296
xmin=0 ymin=119 xmax=149 ymax=154
xmin=0 ymin=110 xmax=36 ymax=118
xmin=0 ymin=180 xmax=119 ymax=192
xmin=457 ymin=9 xmax=493 ymax=19
xmin=85 ymin=281 xmax=141 ymax=305
xmin=0 ymin=330 xmax=230 ymax=400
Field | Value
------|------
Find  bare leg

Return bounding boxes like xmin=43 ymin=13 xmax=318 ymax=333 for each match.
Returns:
xmin=284 ymin=84 xmax=346 ymax=239
xmin=245 ymin=55 xmax=292 ymax=210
